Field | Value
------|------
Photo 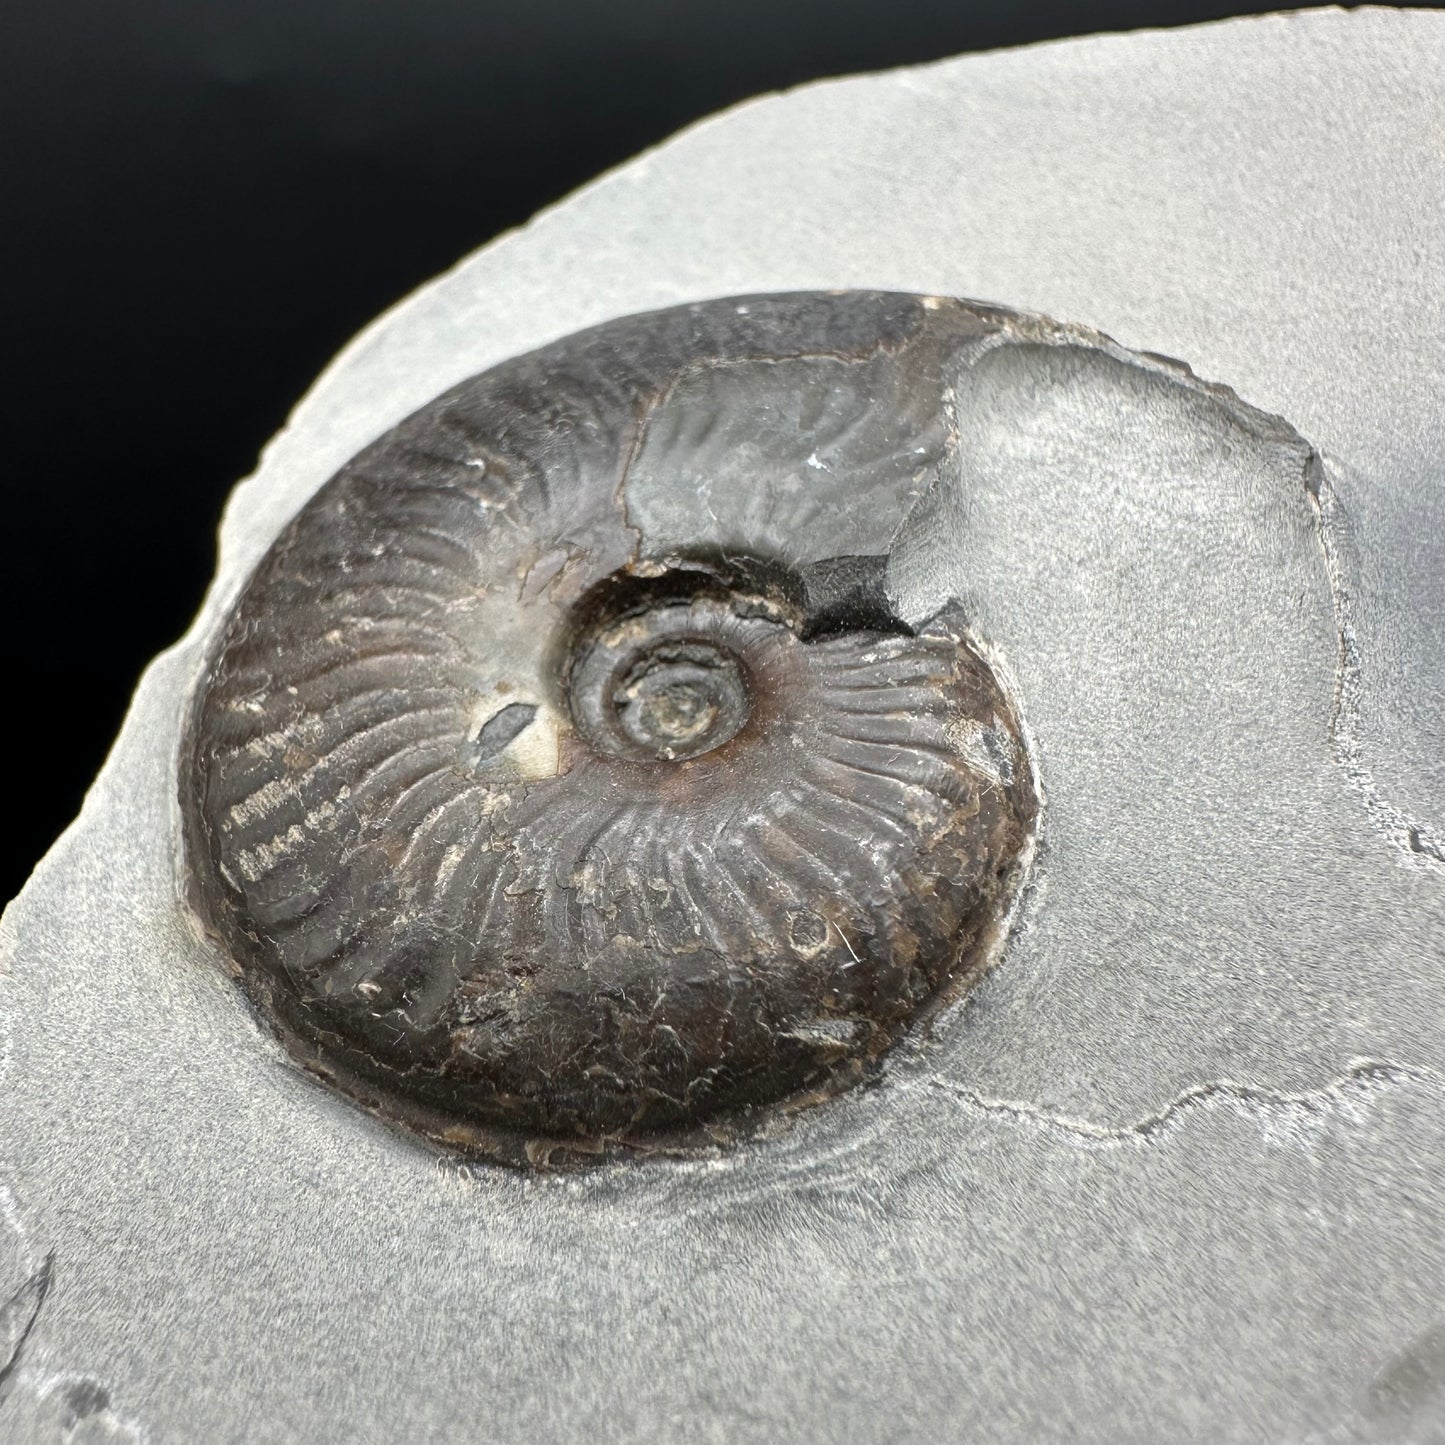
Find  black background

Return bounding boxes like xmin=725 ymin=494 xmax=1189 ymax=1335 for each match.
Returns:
xmin=0 ymin=2 xmax=1397 ymax=897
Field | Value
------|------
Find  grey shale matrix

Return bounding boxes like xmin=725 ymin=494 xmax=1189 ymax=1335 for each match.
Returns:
xmin=4 ymin=13 xmax=1443 ymax=1442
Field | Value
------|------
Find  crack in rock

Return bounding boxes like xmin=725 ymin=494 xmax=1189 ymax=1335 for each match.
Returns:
xmin=927 ymin=1059 xmax=1435 ymax=1150
xmin=1308 ymin=454 xmax=1445 ymax=869
xmin=0 ymin=1253 xmax=52 ymax=1403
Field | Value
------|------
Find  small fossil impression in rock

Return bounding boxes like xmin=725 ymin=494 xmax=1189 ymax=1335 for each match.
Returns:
xmin=182 ymin=292 xmax=1043 ymax=1166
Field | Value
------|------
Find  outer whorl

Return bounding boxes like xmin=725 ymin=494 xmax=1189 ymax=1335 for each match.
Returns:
xmin=183 ymin=292 xmax=1039 ymax=1165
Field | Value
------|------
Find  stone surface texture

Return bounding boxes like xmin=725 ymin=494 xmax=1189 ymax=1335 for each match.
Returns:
xmin=2 ymin=9 xmax=1443 ymax=1442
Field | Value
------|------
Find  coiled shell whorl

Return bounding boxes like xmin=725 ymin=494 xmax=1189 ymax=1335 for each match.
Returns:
xmin=183 ymin=292 xmax=1039 ymax=1166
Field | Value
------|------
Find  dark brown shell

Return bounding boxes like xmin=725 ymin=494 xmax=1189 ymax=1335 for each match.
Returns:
xmin=183 ymin=292 xmax=1039 ymax=1166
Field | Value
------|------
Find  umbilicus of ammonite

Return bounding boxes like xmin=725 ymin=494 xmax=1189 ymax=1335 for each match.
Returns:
xmin=182 ymin=292 xmax=1040 ymax=1166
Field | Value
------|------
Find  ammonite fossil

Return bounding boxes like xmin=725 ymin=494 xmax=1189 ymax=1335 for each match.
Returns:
xmin=183 ymin=292 xmax=1039 ymax=1165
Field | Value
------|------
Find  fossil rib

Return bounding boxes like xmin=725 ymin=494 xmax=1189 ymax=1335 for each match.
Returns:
xmin=182 ymin=292 xmax=1040 ymax=1165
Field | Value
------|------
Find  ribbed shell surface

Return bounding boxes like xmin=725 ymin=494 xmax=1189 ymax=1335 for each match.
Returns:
xmin=184 ymin=292 xmax=1039 ymax=1164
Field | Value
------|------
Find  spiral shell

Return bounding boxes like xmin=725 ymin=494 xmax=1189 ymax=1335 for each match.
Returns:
xmin=183 ymin=292 xmax=1039 ymax=1165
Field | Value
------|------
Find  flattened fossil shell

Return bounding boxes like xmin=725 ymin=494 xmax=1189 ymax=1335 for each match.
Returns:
xmin=183 ymin=292 xmax=1040 ymax=1165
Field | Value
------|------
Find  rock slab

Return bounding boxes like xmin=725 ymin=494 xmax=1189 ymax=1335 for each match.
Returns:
xmin=3 ymin=10 xmax=1444 ymax=1442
